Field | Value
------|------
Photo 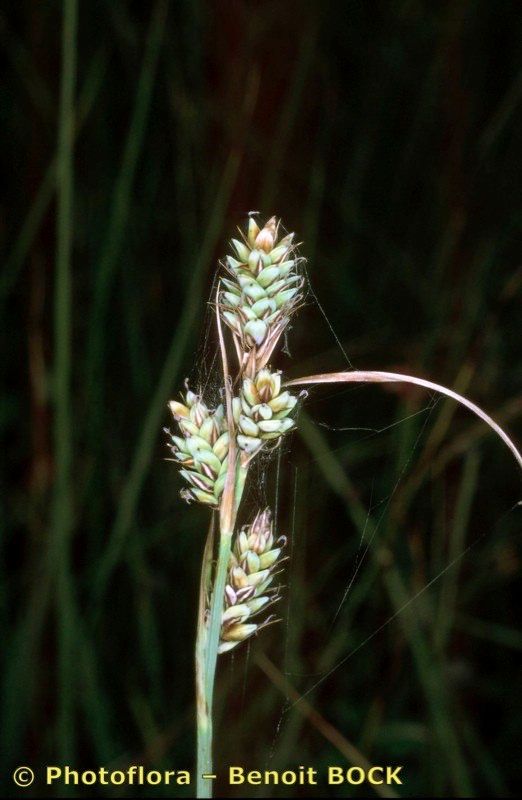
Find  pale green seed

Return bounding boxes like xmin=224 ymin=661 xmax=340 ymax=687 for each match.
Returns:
xmin=212 ymin=431 xmax=229 ymax=460
xmin=239 ymin=415 xmax=259 ymax=437
xmin=242 ymin=378 xmax=258 ymax=406
xmin=237 ymin=434 xmax=262 ymax=453
xmin=221 ymin=277 xmax=240 ymax=293
xmin=245 ymin=569 xmax=270 ymax=587
xmin=185 ymin=434 xmax=214 ymax=453
xmin=222 ymin=311 xmax=241 ymax=334
xmin=241 ymin=305 xmax=257 ymax=322
xmin=199 ymin=416 xmax=216 ymax=442
xmin=245 ymin=552 xmax=260 ymax=573
xmin=265 ymin=278 xmax=287 ymax=296
xmin=237 ymin=531 xmax=249 ymax=555
xmin=232 ymin=238 xmax=250 ymax=262
xmin=226 ymin=255 xmax=242 ymax=270
xmin=213 ymin=473 xmax=226 ymax=498
xmin=269 ymin=244 xmax=289 ymax=262
xmin=277 ymin=259 xmax=295 ymax=277
xmin=191 ymin=489 xmax=218 ymax=506
xmin=244 ymin=319 xmax=267 ymax=345
xmin=259 ymin=548 xmax=281 ymax=569
xmin=223 ymin=291 xmax=241 ymax=307
xmin=256 ymin=265 xmax=280 ymax=288
xmin=251 ymin=297 xmax=276 ymax=318
xmin=222 ymin=604 xmax=251 ymax=624
xmin=243 ymin=283 xmax=266 ymax=302
xmin=246 ymin=596 xmax=270 ymax=614
xmin=258 ymin=419 xmax=284 ymax=433
xmin=268 ymin=391 xmax=291 ymax=413
xmin=192 ymin=448 xmax=222 ymax=474
xmin=232 ymin=397 xmax=242 ymax=423
xmin=274 ymin=288 xmax=298 ymax=308
xmin=255 ymin=575 xmax=274 ymax=594
xmin=248 ymin=218 xmax=260 ymax=246
xmin=171 ymin=435 xmax=188 ymax=451
xmin=180 ymin=470 xmax=215 ymax=492
xmin=238 ymin=274 xmax=256 ymax=289
xmin=256 ymin=403 xmax=273 ymax=420
xmin=248 ymin=249 xmax=263 ymax=272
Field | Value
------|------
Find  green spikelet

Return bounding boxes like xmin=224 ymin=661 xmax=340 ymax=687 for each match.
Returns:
xmin=166 ymin=390 xmax=229 ymax=507
xmin=219 ymin=508 xmax=285 ymax=654
xmin=233 ymin=368 xmax=298 ymax=454
xmin=220 ymin=216 xmax=304 ymax=377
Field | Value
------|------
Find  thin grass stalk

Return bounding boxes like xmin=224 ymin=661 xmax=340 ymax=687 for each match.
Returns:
xmin=0 ymin=46 xmax=107 ymax=301
xmin=195 ymin=517 xmax=215 ymax=794
xmin=295 ymin=400 xmax=515 ymax=794
xmin=196 ymin=464 xmax=248 ymax=797
xmin=256 ymin=653 xmax=398 ymax=800
xmin=295 ymin=415 xmax=474 ymax=791
xmin=0 ymin=576 xmax=52 ymax=765
xmin=163 ymin=217 xmax=300 ymax=795
xmin=434 ymin=451 xmax=480 ymax=652
xmin=195 ymin=295 xmax=249 ymax=796
xmin=51 ymin=0 xmax=78 ymax=763
xmin=85 ymin=0 xmax=168 ymax=411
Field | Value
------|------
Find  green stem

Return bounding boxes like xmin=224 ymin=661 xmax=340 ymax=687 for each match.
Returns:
xmin=195 ymin=519 xmax=215 ymax=797
xmin=196 ymin=464 xmax=248 ymax=798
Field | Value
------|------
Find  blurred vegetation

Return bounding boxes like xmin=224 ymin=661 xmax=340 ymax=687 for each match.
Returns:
xmin=1 ymin=0 xmax=522 ymax=797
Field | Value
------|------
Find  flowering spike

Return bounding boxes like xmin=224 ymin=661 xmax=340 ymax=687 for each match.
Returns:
xmin=219 ymin=509 xmax=285 ymax=653
xmin=167 ymin=390 xmax=229 ymax=507
xmin=219 ymin=215 xmax=304 ymax=377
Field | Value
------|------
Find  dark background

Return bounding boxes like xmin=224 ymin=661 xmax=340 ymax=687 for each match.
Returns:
xmin=1 ymin=0 xmax=522 ymax=797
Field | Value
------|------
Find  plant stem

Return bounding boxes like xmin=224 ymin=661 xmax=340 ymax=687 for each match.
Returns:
xmin=195 ymin=518 xmax=215 ymax=797
xmin=196 ymin=464 xmax=248 ymax=798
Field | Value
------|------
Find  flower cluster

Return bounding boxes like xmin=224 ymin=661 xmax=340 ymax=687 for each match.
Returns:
xmin=234 ymin=369 xmax=297 ymax=455
xmin=167 ymin=215 xmax=303 ymax=504
xmin=166 ymin=390 xmax=229 ymax=507
xmin=219 ymin=509 xmax=285 ymax=653
xmin=220 ymin=216 xmax=303 ymax=377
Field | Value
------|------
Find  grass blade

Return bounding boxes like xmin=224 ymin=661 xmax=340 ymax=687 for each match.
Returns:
xmin=50 ymin=0 xmax=79 ymax=763
xmin=286 ymin=370 xmax=522 ymax=471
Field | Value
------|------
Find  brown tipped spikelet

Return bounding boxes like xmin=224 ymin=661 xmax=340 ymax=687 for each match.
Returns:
xmin=219 ymin=508 xmax=286 ymax=654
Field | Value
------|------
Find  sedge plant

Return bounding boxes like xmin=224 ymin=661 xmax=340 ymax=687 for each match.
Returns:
xmin=164 ymin=215 xmax=522 ymax=798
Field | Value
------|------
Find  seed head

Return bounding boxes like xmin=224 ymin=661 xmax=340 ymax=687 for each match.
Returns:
xmin=220 ymin=215 xmax=304 ymax=377
xmin=166 ymin=388 xmax=229 ymax=507
xmin=236 ymin=369 xmax=298 ymax=456
xmin=219 ymin=508 xmax=285 ymax=654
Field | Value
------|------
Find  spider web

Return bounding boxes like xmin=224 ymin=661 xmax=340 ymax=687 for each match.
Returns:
xmin=179 ymin=214 xmax=520 ymax=772
xmin=250 ymin=253 xmax=521 ymax=768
